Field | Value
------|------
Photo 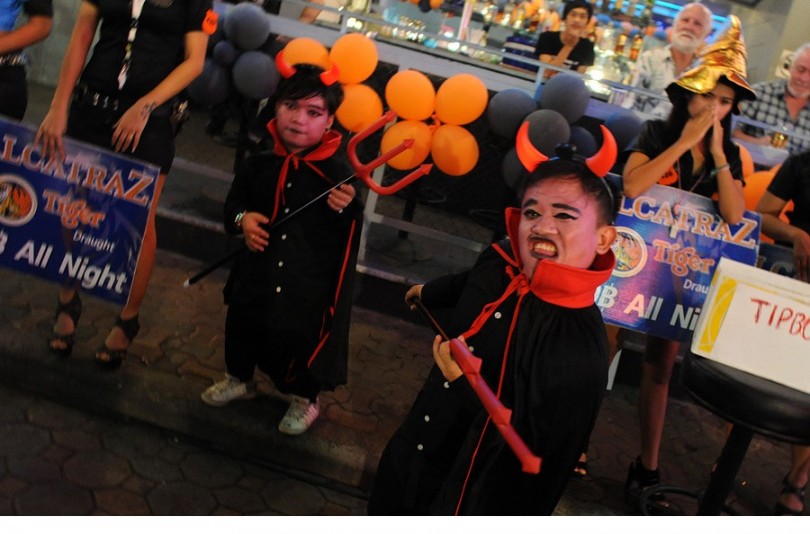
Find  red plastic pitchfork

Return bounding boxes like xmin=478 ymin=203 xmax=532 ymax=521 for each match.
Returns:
xmin=184 ymin=112 xmax=432 ymax=287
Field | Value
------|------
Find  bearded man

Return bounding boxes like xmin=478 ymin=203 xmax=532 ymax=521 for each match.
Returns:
xmin=734 ymin=43 xmax=810 ymax=155
xmin=623 ymin=2 xmax=713 ymax=119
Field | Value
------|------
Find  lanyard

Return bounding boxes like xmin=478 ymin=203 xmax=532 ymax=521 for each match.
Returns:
xmin=117 ymin=0 xmax=147 ymax=90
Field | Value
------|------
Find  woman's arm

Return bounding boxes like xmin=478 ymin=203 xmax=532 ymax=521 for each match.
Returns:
xmin=0 ymin=15 xmax=52 ymax=55
xmin=35 ymin=1 xmax=99 ymax=161
xmin=710 ymin=118 xmax=745 ymax=224
xmin=113 ymin=30 xmax=208 ymax=152
xmin=623 ymin=107 xmax=714 ymax=198
xmin=757 ymin=191 xmax=810 ymax=282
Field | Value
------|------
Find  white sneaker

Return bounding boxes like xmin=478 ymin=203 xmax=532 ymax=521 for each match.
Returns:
xmin=201 ymin=375 xmax=256 ymax=407
xmin=278 ymin=395 xmax=320 ymax=435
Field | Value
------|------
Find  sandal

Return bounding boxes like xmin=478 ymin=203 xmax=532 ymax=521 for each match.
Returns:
xmin=48 ymin=292 xmax=82 ymax=358
xmin=573 ymin=459 xmax=589 ymax=479
xmin=94 ymin=314 xmax=140 ymax=370
xmin=625 ymin=456 xmax=677 ymax=515
xmin=774 ymin=475 xmax=806 ymax=515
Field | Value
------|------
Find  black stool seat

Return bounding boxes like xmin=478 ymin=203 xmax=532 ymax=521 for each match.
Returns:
xmin=681 ymin=352 xmax=810 ymax=445
xmin=639 ymin=352 xmax=810 ymax=515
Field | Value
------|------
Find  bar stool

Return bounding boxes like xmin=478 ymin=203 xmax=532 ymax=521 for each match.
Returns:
xmin=638 ymin=352 xmax=810 ymax=515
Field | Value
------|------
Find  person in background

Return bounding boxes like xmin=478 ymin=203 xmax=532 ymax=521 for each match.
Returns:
xmin=200 ymin=59 xmax=362 ymax=436
xmin=755 ymin=149 xmax=810 ymax=515
xmin=368 ymin=131 xmax=619 ymax=515
xmin=621 ymin=17 xmax=753 ymax=513
xmin=35 ymin=0 xmax=212 ymax=368
xmin=534 ymin=0 xmax=594 ymax=77
xmin=622 ymin=2 xmax=714 ymax=119
xmin=0 ymin=0 xmax=52 ymax=120
xmin=733 ymin=42 xmax=810 ymax=155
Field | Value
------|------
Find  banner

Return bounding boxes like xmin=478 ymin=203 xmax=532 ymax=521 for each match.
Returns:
xmin=0 ymin=117 xmax=158 ymax=304
xmin=596 ymin=185 xmax=760 ymax=342
xmin=757 ymin=241 xmax=796 ymax=279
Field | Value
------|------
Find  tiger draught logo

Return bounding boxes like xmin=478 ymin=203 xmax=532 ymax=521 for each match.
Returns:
xmin=612 ymin=226 xmax=647 ymax=277
xmin=0 ymin=174 xmax=37 ymax=226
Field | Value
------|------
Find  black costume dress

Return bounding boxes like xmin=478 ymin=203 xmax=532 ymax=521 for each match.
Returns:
xmin=222 ymin=120 xmax=363 ymax=395
xmin=369 ymin=207 xmax=615 ymax=515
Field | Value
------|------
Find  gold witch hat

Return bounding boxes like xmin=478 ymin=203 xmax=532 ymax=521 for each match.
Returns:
xmin=666 ymin=15 xmax=756 ymax=109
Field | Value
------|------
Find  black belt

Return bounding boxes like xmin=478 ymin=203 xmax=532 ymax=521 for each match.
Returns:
xmin=72 ymin=83 xmax=172 ymax=116
xmin=0 ymin=52 xmax=28 ymax=67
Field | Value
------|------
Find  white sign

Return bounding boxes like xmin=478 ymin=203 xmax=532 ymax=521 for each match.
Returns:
xmin=692 ymin=257 xmax=810 ymax=395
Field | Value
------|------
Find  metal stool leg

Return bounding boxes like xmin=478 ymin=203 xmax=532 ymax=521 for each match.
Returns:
xmin=697 ymin=425 xmax=753 ymax=515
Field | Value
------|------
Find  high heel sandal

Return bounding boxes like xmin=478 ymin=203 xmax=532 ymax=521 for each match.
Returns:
xmin=625 ymin=456 xmax=676 ymax=514
xmin=94 ymin=314 xmax=139 ymax=370
xmin=774 ymin=475 xmax=806 ymax=515
xmin=48 ymin=292 xmax=82 ymax=358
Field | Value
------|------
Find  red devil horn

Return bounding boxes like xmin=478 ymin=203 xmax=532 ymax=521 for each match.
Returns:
xmin=275 ymin=50 xmax=296 ymax=79
xmin=320 ymin=63 xmax=340 ymax=86
xmin=586 ymin=125 xmax=618 ymax=178
xmin=515 ymin=122 xmax=549 ymax=172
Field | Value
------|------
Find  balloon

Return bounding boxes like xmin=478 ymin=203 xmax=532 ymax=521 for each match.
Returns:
xmin=604 ymin=110 xmax=644 ymax=151
xmin=187 ymin=59 xmax=231 ymax=106
xmin=223 ymin=2 xmax=272 ymax=51
xmin=329 ymin=33 xmax=378 ymax=85
xmin=743 ymin=169 xmax=775 ymax=210
xmin=435 ymin=73 xmax=488 ymax=126
xmin=206 ymin=1 xmax=231 ymax=54
xmin=283 ymin=37 xmax=330 ymax=70
xmin=737 ymin=142 xmax=754 ymax=178
xmin=429 ymin=0 xmax=443 ymax=7
xmin=385 ymin=70 xmax=435 ymax=121
xmin=336 ymin=84 xmax=384 ymax=133
xmin=380 ymin=120 xmax=433 ymax=170
xmin=501 ymin=147 xmax=526 ymax=190
xmin=569 ymin=125 xmax=597 ymax=157
xmin=523 ymin=109 xmax=571 ymax=156
xmin=538 ymin=72 xmax=590 ymax=124
xmin=212 ymin=40 xmax=238 ymax=67
xmin=232 ymin=51 xmax=280 ymax=100
xmin=486 ymin=88 xmax=537 ymax=138
xmin=430 ymin=125 xmax=479 ymax=176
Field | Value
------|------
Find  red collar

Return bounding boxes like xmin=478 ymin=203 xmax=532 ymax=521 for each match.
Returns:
xmin=497 ymin=207 xmax=616 ymax=308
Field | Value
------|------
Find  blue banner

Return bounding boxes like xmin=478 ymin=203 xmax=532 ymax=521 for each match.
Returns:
xmin=0 ymin=117 xmax=158 ymax=304
xmin=596 ymin=185 xmax=761 ymax=342
xmin=757 ymin=241 xmax=797 ymax=279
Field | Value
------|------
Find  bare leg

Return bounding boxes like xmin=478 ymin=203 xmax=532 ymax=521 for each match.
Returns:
xmin=50 ymin=287 xmax=80 ymax=350
xmin=638 ymin=335 xmax=681 ymax=471
xmin=778 ymin=445 xmax=810 ymax=513
xmin=96 ymin=173 xmax=166 ymax=360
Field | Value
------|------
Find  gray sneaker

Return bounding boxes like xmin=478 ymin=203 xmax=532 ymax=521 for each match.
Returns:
xmin=278 ymin=395 xmax=320 ymax=435
xmin=201 ymin=375 xmax=257 ymax=407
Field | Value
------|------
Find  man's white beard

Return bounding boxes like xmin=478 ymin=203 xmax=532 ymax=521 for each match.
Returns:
xmin=788 ymin=81 xmax=810 ymax=100
xmin=671 ymin=33 xmax=701 ymax=54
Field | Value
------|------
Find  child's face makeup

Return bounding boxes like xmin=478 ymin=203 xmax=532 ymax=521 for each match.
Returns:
xmin=275 ymin=95 xmax=334 ymax=153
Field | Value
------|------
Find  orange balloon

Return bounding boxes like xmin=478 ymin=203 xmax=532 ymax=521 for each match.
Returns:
xmin=429 ymin=0 xmax=442 ymax=8
xmin=435 ymin=73 xmax=488 ymax=126
xmin=385 ymin=70 xmax=435 ymax=121
xmin=380 ymin=120 xmax=432 ymax=170
xmin=430 ymin=124 xmax=479 ymax=176
xmin=283 ymin=37 xmax=330 ymax=70
xmin=330 ymin=33 xmax=378 ymax=84
xmin=336 ymin=84 xmax=383 ymax=133
xmin=737 ymin=142 xmax=754 ymax=178
xmin=743 ymin=169 xmax=775 ymax=210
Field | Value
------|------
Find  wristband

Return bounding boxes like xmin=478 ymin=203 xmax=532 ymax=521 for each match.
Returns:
xmin=712 ymin=163 xmax=730 ymax=176
xmin=234 ymin=211 xmax=246 ymax=229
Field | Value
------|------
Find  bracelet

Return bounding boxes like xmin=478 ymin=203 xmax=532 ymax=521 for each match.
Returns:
xmin=234 ymin=210 xmax=246 ymax=229
xmin=712 ymin=163 xmax=730 ymax=176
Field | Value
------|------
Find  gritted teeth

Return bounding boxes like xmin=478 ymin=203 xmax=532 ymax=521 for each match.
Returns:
xmin=531 ymin=239 xmax=557 ymax=257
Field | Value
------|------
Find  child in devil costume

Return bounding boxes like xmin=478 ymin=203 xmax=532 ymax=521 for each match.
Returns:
xmin=368 ymin=125 xmax=619 ymax=515
xmin=201 ymin=54 xmax=362 ymax=436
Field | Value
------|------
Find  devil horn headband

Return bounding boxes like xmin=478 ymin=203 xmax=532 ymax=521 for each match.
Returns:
xmin=274 ymin=49 xmax=340 ymax=86
xmin=516 ymin=122 xmax=617 ymax=177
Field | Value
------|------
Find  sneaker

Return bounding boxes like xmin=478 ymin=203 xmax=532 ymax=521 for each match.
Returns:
xmin=278 ymin=395 xmax=320 ymax=435
xmin=201 ymin=375 xmax=256 ymax=407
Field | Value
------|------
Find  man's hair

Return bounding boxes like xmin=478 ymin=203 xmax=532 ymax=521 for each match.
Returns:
xmin=517 ymin=159 xmax=619 ymax=226
xmin=791 ymin=42 xmax=810 ymax=68
xmin=562 ymin=0 xmax=593 ymax=20
xmin=275 ymin=64 xmax=344 ymax=115
xmin=674 ymin=2 xmax=713 ymax=39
